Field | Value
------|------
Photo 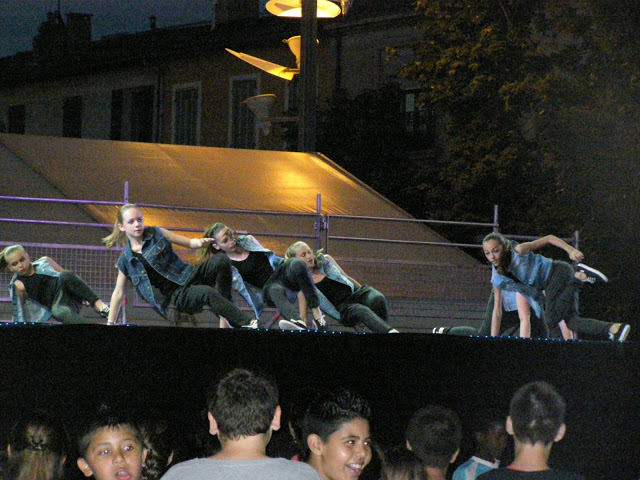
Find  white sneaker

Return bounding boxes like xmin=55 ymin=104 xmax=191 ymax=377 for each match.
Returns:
xmin=278 ymin=319 xmax=306 ymax=331
xmin=241 ymin=319 xmax=259 ymax=329
xmin=576 ymin=263 xmax=608 ymax=283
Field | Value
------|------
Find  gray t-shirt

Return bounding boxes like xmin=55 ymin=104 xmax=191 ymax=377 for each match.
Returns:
xmin=160 ymin=457 xmax=322 ymax=480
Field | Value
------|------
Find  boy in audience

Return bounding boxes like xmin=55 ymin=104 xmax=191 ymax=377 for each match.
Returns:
xmin=160 ymin=368 xmax=321 ymax=480
xmin=301 ymin=388 xmax=373 ymax=480
xmin=453 ymin=410 xmax=507 ymax=480
xmin=477 ymin=381 xmax=585 ymax=480
xmin=76 ymin=405 xmax=148 ymax=480
xmin=405 ymin=405 xmax=462 ymax=480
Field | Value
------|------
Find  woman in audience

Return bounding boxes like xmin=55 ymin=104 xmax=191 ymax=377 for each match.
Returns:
xmin=6 ymin=411 xmax=70 ymax=480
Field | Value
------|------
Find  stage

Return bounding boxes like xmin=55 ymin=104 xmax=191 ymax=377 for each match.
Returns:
xmin=0 ymin=324 xmax=637 ymax=479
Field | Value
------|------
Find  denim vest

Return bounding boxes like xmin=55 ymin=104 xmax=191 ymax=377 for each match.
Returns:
xmin=314 ymin=254 xmax=355 ymax=319
xmin=491 ymin=242 xmax=552 ymax=317
xmin=230 ymin=235 xmax=284 ymax=318
xmin=9 ymin=257 xmax=68 ymax=323
xmin=116 ymin=227 xmax=194 ymax=316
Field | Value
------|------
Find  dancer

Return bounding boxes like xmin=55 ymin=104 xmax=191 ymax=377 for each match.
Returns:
xmin=199 ymin=223 xmax=324 ymax=329
xmin=1 ymin=245 xmax=110 ymax=324
xmin=482 ymin=233 xmax=630 ymax=341
xmin=481 ymin=290 xmax=550 ymax=338
xmin=284 ymin=241 xmax=398 ymax=333
xmin=102 ymin=204 xmax=256 ymax=327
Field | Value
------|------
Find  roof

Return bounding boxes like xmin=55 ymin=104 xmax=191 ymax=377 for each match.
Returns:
xmin=0 ymin=133 xmax=481 ymax=267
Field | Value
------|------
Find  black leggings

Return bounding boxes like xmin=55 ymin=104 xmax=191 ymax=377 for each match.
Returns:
xmin=336 ymin=286 xmax=394 ymax=333
xmin=50 ymin=270 xmax=99 ymax=324
xmin=171 ymin=256 xmax=252 ymax=327
xmin=264 ymin=258 xmax=320 ymax=320
xmin=544 ymin=261 xmax=611 ymax=337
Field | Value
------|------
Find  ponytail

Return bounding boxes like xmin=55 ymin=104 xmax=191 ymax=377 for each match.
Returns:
xmin=102 ymin=204 xmax=139 ymax=248
xmin=196 ymin=222 xmax=228 ymax=263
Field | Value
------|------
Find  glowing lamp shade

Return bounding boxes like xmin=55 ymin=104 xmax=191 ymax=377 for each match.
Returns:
xmin=266 ymin=0 xmax=341 ymax=18
xmin=243 ymin=94 xmax=276 ymax=135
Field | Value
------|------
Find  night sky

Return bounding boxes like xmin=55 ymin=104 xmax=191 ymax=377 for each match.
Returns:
xmin=0 ymin=0 xmax=213 ymax=58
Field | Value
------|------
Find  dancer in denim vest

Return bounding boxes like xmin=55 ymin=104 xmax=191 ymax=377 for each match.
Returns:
xmin=102 ymin=204 xmax=255 ymax=327
xmin=198 ymin=223 xmax=324 ymax=329
xmin=284 ymin=241 xmax=398 ymax=333
xmin=1 ymin=245 xmax=110 ymax=323
xmin=482 ymin=232 xmax=630 ymax=341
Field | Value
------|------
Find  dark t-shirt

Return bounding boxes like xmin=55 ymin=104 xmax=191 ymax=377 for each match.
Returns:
xmin=478 ymin=468 xmax=585 ymax=480
xmin=18 ymin=273 xmax=59 ymax=309
xmin=315 ymin=275 xmax=352 ymax=306
xmin=230 ymin=251 xmax=274 ymax=289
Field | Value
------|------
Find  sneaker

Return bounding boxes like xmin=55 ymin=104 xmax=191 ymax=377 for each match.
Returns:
xmin=241 ymin=319 xmax=259 ymax=329
xmin=576 ymin=263 xmax=608 ymax=283
xmin=609 ymin=324 xmax=630 ymax=342
xmin=388 ymin=329 xmax=399 ymax=333
xmin=98 ymin=305 xmax=110 ymax=320
xmin=313 ymin=313 xmax=327 ymax=330
xmin=279 ymin=319 xmax=306 ymax=331
xmin=431 ymin=327 xmax=450 ymax=335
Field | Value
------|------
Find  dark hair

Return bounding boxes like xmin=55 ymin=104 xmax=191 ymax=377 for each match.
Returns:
xmin=6 ymin=410 xmax=70 ymax=480
xmin=380 ymin=445 xmax=429 ymax=480
xmin=197 ymin=223 xmax=230 ymax=262
xmin=509 ymin=381 xmax=566 ymax=446
xmin=405 ymin=405 xmax=461 ymax=470
xmin=207 ymin=368 xmax=279 ymax=441
xmin=77 ymin=404 xmax=144 ymax=458
xmin=482 ymin=232 xmax=512 ymax=274
xmin=300 ymin=388 xmax=371 ymax=461
xmin=471 ymin=409 xmax=505 ymax=435
xmin=139 ymin=419 xmax=178 ymax=480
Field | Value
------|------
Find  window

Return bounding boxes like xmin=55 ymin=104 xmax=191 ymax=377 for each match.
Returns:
xmin=110 ymin=86 xmax=155 ymax=142
xmin=404 ymin=90 xmax=436 ymax=148
xmin=229 ymin=76 xmax=258 ymax=149
xmin=172 ymin=83 xmax=201 ymax=145
xmin=8 ymin=105 xmax=26 ymax=134
xmin=62 ymin=96 xmax=82 ymax=138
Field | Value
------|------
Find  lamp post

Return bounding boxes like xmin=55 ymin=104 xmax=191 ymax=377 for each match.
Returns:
xmin=299 ymin=0 xmax=318 ymax=152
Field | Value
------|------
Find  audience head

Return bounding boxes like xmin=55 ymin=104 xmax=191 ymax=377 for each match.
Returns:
xmin=405 ymin=405 xmax=461 ymax=471
xmin=76 ymin=404 xmax=147 ymax=480
xmin=301 ymin=387 xmax=373 ymax=480
xmin=380 ymin=445 xmax=428 ymax=480
xmin=507 ymin=381 xmax=566 ymax=446
xmin=207 ymin=368 xmax=281 ymax=442
xmin=470 ymin=409 xmax=507 ymax=462
xmin=6 ymin=410 xmax=70 ymax=480
xmin=138 ymin=418 xmax=178 ymax=480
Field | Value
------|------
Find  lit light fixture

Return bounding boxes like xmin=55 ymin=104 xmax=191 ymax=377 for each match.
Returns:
xmin=265 ymin=0 xmax=341 ymax=18
xmin=243 ymin=94 xmax=298 ymax=135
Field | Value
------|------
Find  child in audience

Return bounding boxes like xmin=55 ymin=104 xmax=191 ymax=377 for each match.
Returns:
xmin=380 ymin=445 xmax=429 ymax=480
xmin=76 ymin=405 xmax=148 ymax=480
xmin=198 ymin=223 xmax=324 ymax=328
xmin=284 ymin=241 xmax=398 ymax=333
xmin=477 ymin=381 xmax=585 ymax=480
xmin=160 ymin=368 xmax=321 ymax=480
xmin=1 ymin=245 xmax=110 ymax=323
xmin=301 ymin=387 xmax=374 ymax=480
xmin=405 ymin=405 xmax=462 ymax=480
xmin=6 ymin=410 xmax=70 ymax=480
xmin=102 ymin=204 xmax=255 ymax=327
xmin=453 ymin=411 xmax=507 ymax=480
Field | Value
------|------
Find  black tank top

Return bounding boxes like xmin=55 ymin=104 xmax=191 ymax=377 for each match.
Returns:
xmin=132 ymin=251 xmax=180 ymax=299
xmin=18 ymin=273 xmax=59 ymax=309
xmin=315 ymin=276 xmax=352 ymax=306
xmin=230 ymin=251 xmax=275 ymax=289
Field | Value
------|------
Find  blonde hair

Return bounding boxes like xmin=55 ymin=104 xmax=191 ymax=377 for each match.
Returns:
xmin=102 ymin=204 xmax=141 ymax=248
xmin=284 ymin=241 xmax=324 ymax=268
xmin=0 ymin=245 xmax=26 ymax=271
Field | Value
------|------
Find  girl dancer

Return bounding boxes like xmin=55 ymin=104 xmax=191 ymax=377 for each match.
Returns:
xmin=102 ymin=204 xmax=255 ymax=327
xmin=198 ymin=223 xmax=324 ymax=329
xmin=1 ymin=245 xmax=110 ymax=323
xmin=285 ymin=241 xmax=398 ymax=333
xmin=482 ymin=232 xmax=630 ymax=341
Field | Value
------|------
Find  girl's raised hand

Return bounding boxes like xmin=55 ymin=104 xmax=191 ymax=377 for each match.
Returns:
xmin=569 ymin=248 xmax=584 ymax=263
